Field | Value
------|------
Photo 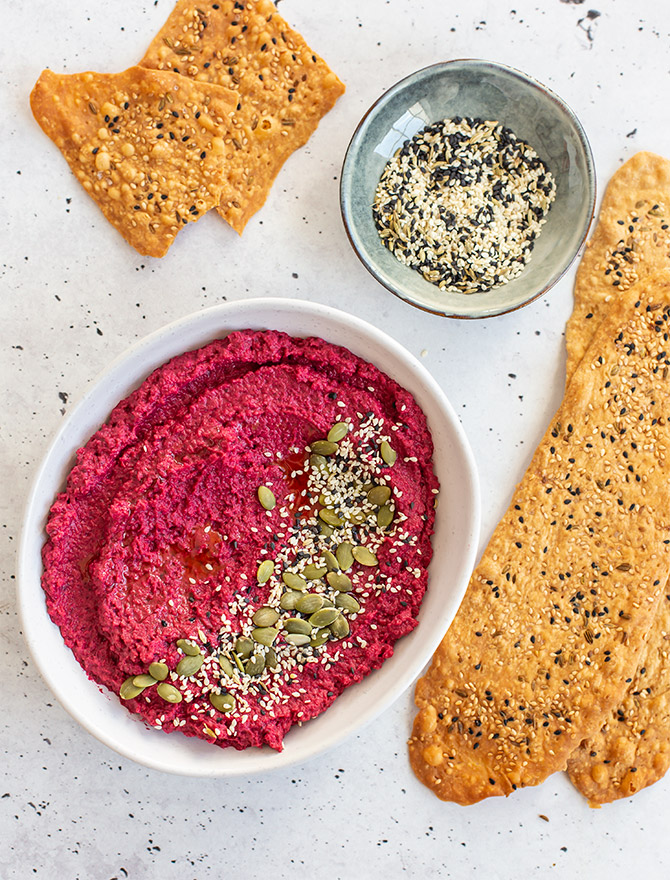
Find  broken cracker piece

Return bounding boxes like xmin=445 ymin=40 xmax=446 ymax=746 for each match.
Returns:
xmin=140 ymin=0 xmax=345 ymax=232
xmin=30 ymin=66 xmax=238 ymax=257
xmin=566 ymin=151 xmax=670 ymax=379
xmin=410 ymin=275 xmax=670 ymax=805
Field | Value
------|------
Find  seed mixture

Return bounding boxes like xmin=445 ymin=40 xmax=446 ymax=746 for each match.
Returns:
xmin=373 ymin=117 xmax=556 ymax=294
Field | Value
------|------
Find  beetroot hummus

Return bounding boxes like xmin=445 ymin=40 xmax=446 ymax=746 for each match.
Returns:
xmin=42 ymin=330 xmax=438 ymax=750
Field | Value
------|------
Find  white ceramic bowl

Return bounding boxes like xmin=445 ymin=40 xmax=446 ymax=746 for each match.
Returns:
xmin=18 ymin=298 xmax=480 ymax=776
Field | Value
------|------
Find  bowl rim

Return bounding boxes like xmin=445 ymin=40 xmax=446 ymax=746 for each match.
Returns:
xmin=17 ymin=297 xmax=481 ymax=776
xmin=340 ymin=57 xmax=597 ymax=320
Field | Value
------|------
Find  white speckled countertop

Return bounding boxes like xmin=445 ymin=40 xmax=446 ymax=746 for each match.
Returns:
xmin=3 ymin=0 xmax=670 ymax=877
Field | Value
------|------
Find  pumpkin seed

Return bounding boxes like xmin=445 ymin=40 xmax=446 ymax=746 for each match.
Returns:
xmin=257 ymin=559 xmax=275 ymax=584
xmin=318 ymin=521 xmax=334 ymax=537
xmin=321 ymin=597 xmax=335 ymax=608
xmin=335 ymin=593 xmax=361 ymax=613
xmin=310 ymin=630 xmax=330 ymax=648
xmin=120 ymin=677 xmax=144 ymax=700
xmin=377 ymin=505 xmax=394 ymax=529
xmin=252 ymin=626 xmax=279 ymax=646
xmin=329 ymin=614 xmax=350 ymax=639
xmin=319 ymin=508 xmax=343 ymax=527
xmin=282 ymin=571 xmax=308 ymax=591
xmin=352 ymin=545 xmax=378 ymax=566
xmin=323 ymin=550 xmax=339 ymax=571
xmin=257 ymin=485 xmax=276 ymax=510
xmin=327 ymin=422 xmax=349 ymax=443
xmin=336 ymin=542 xmax=354 ymax=570
xmin=380 ymin=440 xmax=397 ymax=466
xmin=148 ymin=662 xmax=168 ymax=681
xmin=285 ymin=632 xmax=311 ymax=647
xmin=132 ymin=673 xmax=157 ymax=688
xmin=310 ymin=453 xmax=328 ymax=471
xmin=311 ymin=439 xmax=338 ymax=456
xmin=177 ymin=654 xmax=204 ymax=677
xmin=303 ymin=564 xmax=327 ymax=580
xmin=245 ymin=654 xmax=266 ymax=676
xmin=252 ymin=606 xmax=279 ymax=627
xmin=176 ymin=638 xmax=201 ymax=656
xmin=347 ymin=511 xmax=367 ymax=525
xmin=309 ymin=607 xmax=340 ymax=628
xmin=218 ymin=654 xmax=234 ymax=677
xmin=296 ymin=594 xmax=325 ymax=614
xmin=234 ymin=636 xmax=254 ymax=659
xmin=285 ymin=617 xmax=313 ymax=635
xmin=326 ymin=571 xmax=353 ymax=592
xmin=156 ymin=682 xmax=182 ymax=703
xmin=280 ymin=590 xmax=301 ymax=610
xmin=368 ymin=485 xmax=391 ymax=506
xmin=209 ymin=692 xmax=235 ymax=713
xmin=265 ymin=647 xmax=279 ymax=669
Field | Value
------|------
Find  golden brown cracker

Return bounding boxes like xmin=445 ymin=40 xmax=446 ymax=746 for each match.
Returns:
xmin=30 ymin=67 xmax=239 ymax=257
xmin=566 ymin=593 xmax=670 ymax=805
xmin=409 ymin=275 xmax=670 ymax=805
xmin=140 ymin=0 xmax=345 ymax=232
xmin=566 ymin=152 xmax=670 ymax=379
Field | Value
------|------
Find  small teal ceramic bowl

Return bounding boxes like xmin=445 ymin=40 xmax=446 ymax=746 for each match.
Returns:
xmin=340 ymin=59 xmax=596 ymax=319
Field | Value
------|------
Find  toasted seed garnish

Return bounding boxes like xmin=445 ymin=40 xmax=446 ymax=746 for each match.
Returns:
xmin=326 ymin=571 xmax=353 ymax=592
xmin=176 ymin=654 xmax=204 ymax=677
xmin=148 ymin=662 xmax=169 ymax=681
xmin=335 ymin=593 xmax=361 ymax=614
xmin=377 ymin=504 xmax=394 ymax=529
xmin=234 ymin=636 xmax=254 ymax=659
xmin=327 ymin=422 xmax=349 ymax=443
xmin=319 ymin=508 xmax=343 ymax=527
xmin=285 ymin=632 xmax=312 ymax=647
xmin=336 ymin=542 xmax=354 ymax=570
xmin=209 ymin=692 xmax=235 ymax=713
xmin=310 ymin=453 xmax=328 ymax=471
xmin=218 ymin=654 xmax=235 ymax=677
xmin=321 ymin=596 xmax=335 ymax=608
xmin=251 ymin=626 xmax=279 ymax=646
xmin=257 ymin=559 xmax=275 ymax=584
xmin=176 ymin=638 xmax=201 ymax=656
xmin=309 ymin=607 xmax=341 ymax=628
xmin=233 ymin=652 xmax=245 ymax=674
xmin=245 ymin=654 xmax=266 ymax=676
xmin=303 ymin=564 xmax=328 ymax=580
xmin=282 ymin=571 xmax=308 ymax=591
xmin=353 ymin=545 xmax=378 ymax=566
xmin=616 ymin=562 xmax=632 ymax=572
xmin=323 ymin=550 xmax=339 ymax=571
xmin=203 ymin=726 xmax=217 ymax=738
xmin=296 ymin=594 xmax=325 ymax=614
xmin=380 ymin=440 xmax=397 ymax=465
xmin=132 ymin=673 xmax=157 ymax=688
xmin=120 ymin=677 xmax=144 ymax=700
xmin=285 ymin=617 xmax=313 ymax=635
xmin=311 ymin=439 xmax=338 ymax=456
xmin=368 ymin=485 xmax=392 ymax=506
xmin=252 ymin=606 xmax=279 ymax=627
xmin=265 ymin=647 xmax=279 ymax=669
xmin=318 ymin=522 xmax=334 ymax=537
xmin=257 ymin=485 xmax=276 ymax=510
xmin=156 ymin=682 xmax=182 ymax=703
xmin=280 ymin=590 xmax=301 ymax=610
xmin=310 ymin=630 xmax=330 ymax=648
xmin=329 ymin=614 xmax=350 ymax=640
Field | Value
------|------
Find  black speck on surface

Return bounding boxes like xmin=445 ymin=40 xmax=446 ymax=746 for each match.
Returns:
xmin=626 ymin=128 xmax=638 ymax=138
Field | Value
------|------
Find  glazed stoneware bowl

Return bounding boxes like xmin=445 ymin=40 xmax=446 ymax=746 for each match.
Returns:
xmin=18 ymin=298 xmax=480 ymax=776
xmin=340 ymin=59 xmax=596 ymax=319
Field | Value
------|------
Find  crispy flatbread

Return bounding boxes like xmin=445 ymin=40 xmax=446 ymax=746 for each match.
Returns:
xmin=409 ymin=273 xmax=670 ymax=804
xmin=30 ymin=67 xmax=239 ymax=257
xmin=140 ymin=0 xmax=345 ymax=232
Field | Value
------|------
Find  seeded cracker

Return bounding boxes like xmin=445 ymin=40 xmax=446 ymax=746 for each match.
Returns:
xmin=565 ymin=152 xmax=670 ymax=378
xmin=140 ymin=0 xmax=345 ymax=232
xmin=409 ymin=277 xmax=670 ymax=805
xmin=30 ymin=67 xmax=239 ymax=257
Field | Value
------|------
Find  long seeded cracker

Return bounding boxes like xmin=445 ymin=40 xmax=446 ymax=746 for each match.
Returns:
xmin=30 ymin=67 xmax=239 ymax=257
xmin=565 ymin=152 xmax=670 ymax=378
xmin=140 ymin=0 xmax=345 ymax=232
xmin=409 ymin=278 xmax=670 ymax=805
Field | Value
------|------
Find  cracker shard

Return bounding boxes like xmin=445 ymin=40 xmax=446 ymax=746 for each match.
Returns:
xmin=409 ymin=273 xmax=670 ymax=805
xmin=30 ymin=66 xmax=238 ymax=258
xmin=566 ymin=151 xmax=670 ymax=379
xmin=140 ymin=0 xmax=345 ymax=233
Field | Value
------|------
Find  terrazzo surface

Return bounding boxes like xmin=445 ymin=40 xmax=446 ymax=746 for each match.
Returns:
xmin=2 ymin=0 xmax=670 ymax=876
